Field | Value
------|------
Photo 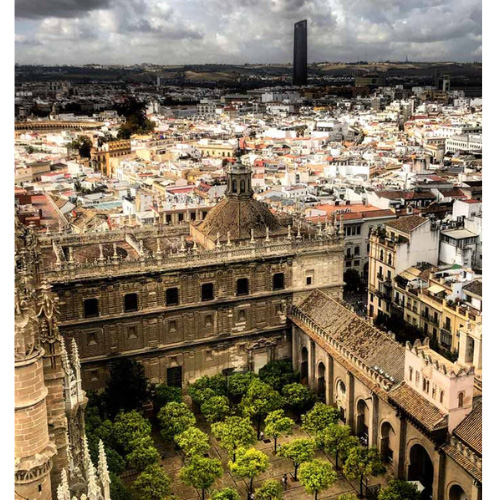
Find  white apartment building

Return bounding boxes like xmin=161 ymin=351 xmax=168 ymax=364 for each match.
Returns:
xmin=445 ymin=134 xmax=482 ymax=153
xmin=368 ymin=216 xmax=440 ymax=319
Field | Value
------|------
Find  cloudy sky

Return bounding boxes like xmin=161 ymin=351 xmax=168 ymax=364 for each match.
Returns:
xmin=15 ymin=0 xmax=482 ymax=65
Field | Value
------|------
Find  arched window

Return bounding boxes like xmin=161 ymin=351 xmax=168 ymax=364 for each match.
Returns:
xmin=232 ymin=179 xmax=237 ymax=193
xmin=458 ymin=392 xmax=464 ymax=408
xmin=240 ymin=180 xmax=246 ymax=193
xmin=380 ymin=249 xmax=384 ymax=261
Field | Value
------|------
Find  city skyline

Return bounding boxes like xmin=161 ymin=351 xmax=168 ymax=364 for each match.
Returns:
xmin=15 ymin=0 xmax=482 ymax=65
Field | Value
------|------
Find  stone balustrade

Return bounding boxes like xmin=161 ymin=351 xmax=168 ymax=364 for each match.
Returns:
xmin=42 ymin=232 xmax=343 ymax=282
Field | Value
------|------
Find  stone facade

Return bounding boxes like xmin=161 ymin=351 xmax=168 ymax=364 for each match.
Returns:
xmin=40 ymin=226 xmax=343 ymax=392
xmin=15 ymin=221 xmax=110 ymax=500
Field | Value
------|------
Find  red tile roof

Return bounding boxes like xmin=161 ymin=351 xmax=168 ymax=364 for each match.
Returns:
xmin=453 ymin=402 xmax=482 ymax=455
xmin=385 ymin=215 xmax=428 ymax=233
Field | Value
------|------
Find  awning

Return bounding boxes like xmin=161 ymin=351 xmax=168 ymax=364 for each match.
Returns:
xmin=399 ymin=270 xmax=416 ymax=280
xmin=428 ymin=284 xmax=445 ymax=294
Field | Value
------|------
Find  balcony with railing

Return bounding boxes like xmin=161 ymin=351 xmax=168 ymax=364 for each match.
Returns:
xmin=430 ymin=315 xmax=440 ymax=326
xmin=421 ymin=291 xmax=445 ymax=308
xmin=444 ymin=300 xmax=481 ymax=322
xmin=440 ymin=328 xmax=452 ymax=349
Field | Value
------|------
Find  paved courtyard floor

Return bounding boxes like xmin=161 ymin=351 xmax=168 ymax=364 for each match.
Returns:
xmin=126 ymin=413 xmax=392 ymax=500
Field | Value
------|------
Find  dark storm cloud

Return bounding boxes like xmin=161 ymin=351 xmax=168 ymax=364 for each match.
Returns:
xmin=16 ymin=0 xmax=111 ymax=20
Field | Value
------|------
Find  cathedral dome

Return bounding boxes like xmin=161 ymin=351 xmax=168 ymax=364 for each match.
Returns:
xmin=191 ymin=152 xmax=287 ymax=248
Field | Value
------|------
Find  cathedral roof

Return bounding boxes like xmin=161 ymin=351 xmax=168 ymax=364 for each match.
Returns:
xmin=193 ymin=196 xmax=287 ymax=243
xmin=295 ymin=289 xmax=406 ymax=383
xmin=389 ymin=383 xmax=448 ymax=432
xmin=453 ymin=401 xmax=482 ymax=455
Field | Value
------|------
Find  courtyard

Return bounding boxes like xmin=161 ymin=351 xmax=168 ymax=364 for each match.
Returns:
xmin=132 ymin=415 xmax=392 ymax=500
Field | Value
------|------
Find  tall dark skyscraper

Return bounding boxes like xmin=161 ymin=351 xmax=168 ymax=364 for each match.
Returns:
xmin=293 ymin=20 xmax=307 ymax=86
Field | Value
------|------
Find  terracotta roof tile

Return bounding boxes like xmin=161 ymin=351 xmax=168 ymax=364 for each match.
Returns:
xmin=385 ymin=215 xmax=428 ymax=234
xmin=389 ymin=383 xmax=448 ymax=432
xmin=296 ymin=290 xmax=405 ymax=382
xmin=463 ymin=280 xmax=482 ymax=298
xmin=453 ymin=402 xmax=482 ymax=455
xmin=441 ymin=443 xmax=481 ymax=482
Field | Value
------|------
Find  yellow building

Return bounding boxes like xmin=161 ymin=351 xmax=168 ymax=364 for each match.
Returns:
xmin=197 ymin=142 xmax=236 ymax=158
xmin=91 ymin=139 xmax=132 ymax=177
xmin=395 ymin=268 xmax=482 ymax=354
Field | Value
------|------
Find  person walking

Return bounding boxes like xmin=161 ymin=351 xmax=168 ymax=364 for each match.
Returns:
xmin=282 ymin=473 xmax=288 ymax=490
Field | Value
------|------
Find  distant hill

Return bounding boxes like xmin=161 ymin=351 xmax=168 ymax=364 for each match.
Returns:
xmin=15 ymin=61 xmax=481 ymax=87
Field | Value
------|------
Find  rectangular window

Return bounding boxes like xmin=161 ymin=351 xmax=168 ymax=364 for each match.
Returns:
xmin=84 ymin=298 xmax=99 ymax=318
xmin=124 ymin=293 xmax=138 ymax=312
xmin=238 ymin=309 xmax=246 ymax=322
xmin=190 ymin=212 xmax=196 ymax=221
xmin=236 ymin=278 xmax=249 ymax=296
xmin=204 ymin=314 xmax=214 ymax=327
xmin=178 ymin=213 xmax=184 ymax=222
xmin=354 ymin=246 xmax=360 ymax=256
xmin=201 ymin=283 xmax=214 ymax=301
xmin=166 ymin=288 xmax=179 ymax=306
xmin=87 ymin=332 xmax=97 ymax=346
xmin=168 ymin=320 xmax=178 ymax=333
xmin=415 ymin=372 xmax=420 ymax=386
xmin=306 ymin=275 xmax=313 ymax=286
xmin=356 ymin=226 xmax=361 ymax=235
xmin=166 ymin=366 xmax=182 ymax=388
xmin=90 ymin=370 xmax=99 ymax=382
xmin=273 ymin=273 xmax=285 ymax=290
xmin=409 ymin=367 xmax=413 ymax=381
